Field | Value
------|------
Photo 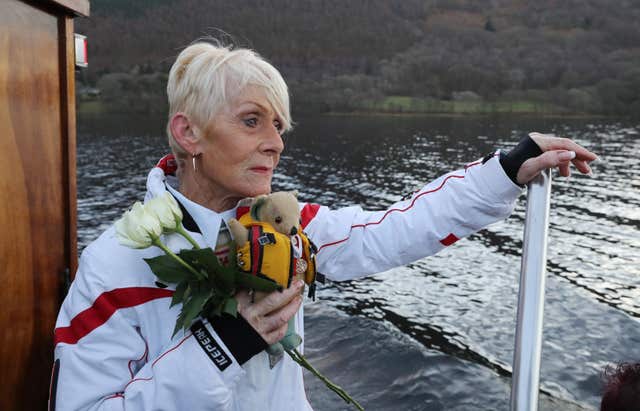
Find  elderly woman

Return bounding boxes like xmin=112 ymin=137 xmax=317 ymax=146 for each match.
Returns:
xmin=52 ymin=42 xmax=597 ymax=410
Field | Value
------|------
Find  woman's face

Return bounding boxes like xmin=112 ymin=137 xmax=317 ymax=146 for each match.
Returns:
xmin=196 ymin=86 xmax=285 ymax=204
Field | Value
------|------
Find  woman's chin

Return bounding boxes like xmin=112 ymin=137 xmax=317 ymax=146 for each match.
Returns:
xmin=232 ymin=173 xmax=273 ymax=198
xmin=242 ymin=183 xmax=272 ymax=198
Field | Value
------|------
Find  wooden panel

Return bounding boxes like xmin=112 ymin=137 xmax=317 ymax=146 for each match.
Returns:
xmin=61 ymin=16 xmax=78 ymax=278
xmin=0 ymin=1 xmax=71 ymax=409
xmin=44 ymin=0 xmax=90 ymax=16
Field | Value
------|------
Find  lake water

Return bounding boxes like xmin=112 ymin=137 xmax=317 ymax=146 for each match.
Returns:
xmin=77 ymin=113 xmax=639 ymax=410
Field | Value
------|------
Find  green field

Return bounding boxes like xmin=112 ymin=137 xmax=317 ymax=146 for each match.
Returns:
xmin=357 ymin=96 xmax=571 ymax=115
xmin=78 ymin=94 xmax=583 ymax=117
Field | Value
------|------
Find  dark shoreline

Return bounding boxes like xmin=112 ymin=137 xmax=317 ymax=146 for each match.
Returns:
xmin=78 ymin=99 xmax=629 ymax=120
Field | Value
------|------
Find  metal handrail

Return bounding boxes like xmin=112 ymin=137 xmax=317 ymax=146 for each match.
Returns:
xmin=510 ymin=169 xmax=552 ymax=411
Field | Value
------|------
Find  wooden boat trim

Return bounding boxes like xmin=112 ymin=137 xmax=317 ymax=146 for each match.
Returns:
xmin=42 ymin=0 xmax=89 ymax=16
xmin=61 ymin=15 xmax=79 ymax=277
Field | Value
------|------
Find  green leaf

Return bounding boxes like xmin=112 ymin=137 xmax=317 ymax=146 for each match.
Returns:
xmin=211 ymin=265 xmax=236 ymax=293
xmin=182 ymin=282 xmax=192 ymax=301
xmin=179 ymin=248 xmax=236 ymax=292
xmin=222 ymin=297 xmax=238 ymax=317
xmin=144 ymin=255 xmax=192 ymax=283
xmin=172 ymin=319 xmax=183 ymax=338
xmin=179 ymin=248 xmax=220 ymax=272
xmin=234 ymin=271 xmax=282 ymax=292
xmin=206 ymin=296 xmax=225 ymax=317
xmin=172 ymin=288 xmax=210 ymax=337
xmin=181 ymin=297 xmax=205 ymax=330
xmin=170 ymin=281 xmax=188 ymax=308
xmin=228 ymin=241 xmax=238 ymax=267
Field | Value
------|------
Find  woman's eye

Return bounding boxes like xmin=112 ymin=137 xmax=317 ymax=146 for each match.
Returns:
xmin=273 ymin=120 xmax=283 ymax=134
xmin=243 ymin=117 xmax=258 ymax=128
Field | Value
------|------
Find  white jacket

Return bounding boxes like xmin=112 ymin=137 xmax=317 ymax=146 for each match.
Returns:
xmin=51 ymin=153 xmax=521 ymax=411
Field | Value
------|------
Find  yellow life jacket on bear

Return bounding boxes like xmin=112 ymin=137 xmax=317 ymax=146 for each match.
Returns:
xmin=235 ymin=213 xmax=317 ymax=294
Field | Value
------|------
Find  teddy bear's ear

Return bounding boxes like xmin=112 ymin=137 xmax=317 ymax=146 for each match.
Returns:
xmin=250 ymin=195 xmax=269 ymax=221
xmin=290 ymin=190 xmax=299 ymax=198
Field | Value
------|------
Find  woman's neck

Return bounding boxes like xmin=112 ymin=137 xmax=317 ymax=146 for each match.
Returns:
xmin=177 ymin=170 xmax=240 ymax=213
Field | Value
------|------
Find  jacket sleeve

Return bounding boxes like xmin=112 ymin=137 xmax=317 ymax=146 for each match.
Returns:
xmin=51 ymin=247 xmax=258 ymax=411
xmin=302 ymin=153 xmax=523 ymax=281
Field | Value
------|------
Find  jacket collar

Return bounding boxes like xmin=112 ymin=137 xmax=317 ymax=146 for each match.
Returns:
xmin=176 ymin=197 xmax=200 ymax=233
xmin=165 ymin=183 xmax=237 ymax=248
xmin=146 ymin=164 xmax=249 ymax=246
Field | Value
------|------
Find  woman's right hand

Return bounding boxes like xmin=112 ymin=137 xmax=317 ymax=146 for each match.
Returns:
xmin=235 ymin=280 xmax=304 ymax=345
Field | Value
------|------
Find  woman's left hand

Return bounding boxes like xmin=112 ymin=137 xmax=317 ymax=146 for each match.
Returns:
xmin=516 ymin=132 xmax=598 ymax=185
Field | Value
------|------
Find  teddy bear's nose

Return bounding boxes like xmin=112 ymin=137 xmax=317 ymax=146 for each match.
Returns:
xmin=290 ymin=227 xmax=298 ymax=235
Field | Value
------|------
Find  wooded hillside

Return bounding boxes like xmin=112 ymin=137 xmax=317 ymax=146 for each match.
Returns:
xmin=77 ymin=0 xmax=640 ymax=115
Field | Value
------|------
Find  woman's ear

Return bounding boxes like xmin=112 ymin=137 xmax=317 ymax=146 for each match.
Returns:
xmin=170 ymin=112 xmax=201 ymax=154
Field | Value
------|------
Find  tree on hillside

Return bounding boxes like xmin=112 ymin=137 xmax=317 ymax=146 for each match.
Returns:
xmin=77 ymin=0 xmax=640 ymax=115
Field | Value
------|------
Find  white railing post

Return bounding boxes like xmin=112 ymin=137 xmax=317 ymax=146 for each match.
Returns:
xmin=510 ymin=169 xmax=552 ymax=411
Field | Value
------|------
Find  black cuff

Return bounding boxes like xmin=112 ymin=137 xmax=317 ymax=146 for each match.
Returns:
xmin=209 ymin=313 xmax=268 ymax=365
xmin=499 ymin=135 xmax=543 ymax=186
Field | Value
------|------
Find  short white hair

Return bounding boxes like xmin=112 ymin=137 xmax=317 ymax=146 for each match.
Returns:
xmin=166 ymin=41 xmax=291 ymax=158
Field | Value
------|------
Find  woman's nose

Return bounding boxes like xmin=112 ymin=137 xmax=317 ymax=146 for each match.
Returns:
xmin=261 ymin=124 xmax=284 ymax=155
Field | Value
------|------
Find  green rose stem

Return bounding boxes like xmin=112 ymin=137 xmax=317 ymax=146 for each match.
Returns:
xmin=175 ymin=225 xmax=201 ymax=250
xmin=151 ymin=237 xmax=206 ymax=280
xmin=286 ymin=348 xmax=364 ymax=411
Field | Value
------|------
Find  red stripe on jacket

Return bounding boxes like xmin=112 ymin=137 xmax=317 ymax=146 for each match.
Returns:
xmin=300 ymin=203 xmax=321 ymax=229
xmin=54 ymin=287 xmax=174 ymax=345
xmin=316 ymin=166 xmax=480 ymax=252
xmin=439 ymin=233 xmax=460 ymax=246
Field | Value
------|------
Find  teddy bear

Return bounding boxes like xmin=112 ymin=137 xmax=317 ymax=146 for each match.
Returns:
xmin=227 ymin=191 xmax=318 ymax=358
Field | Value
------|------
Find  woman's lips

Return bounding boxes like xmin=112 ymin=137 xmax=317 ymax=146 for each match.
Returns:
xmin=250 ymin=166 xmax=272 ymax=174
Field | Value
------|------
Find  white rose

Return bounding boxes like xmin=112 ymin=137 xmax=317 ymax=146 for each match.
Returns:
xmin=145 ymin=192 xmax=183 ymax=233
xmin=115 ymin=202 xmax=162 ymax=248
